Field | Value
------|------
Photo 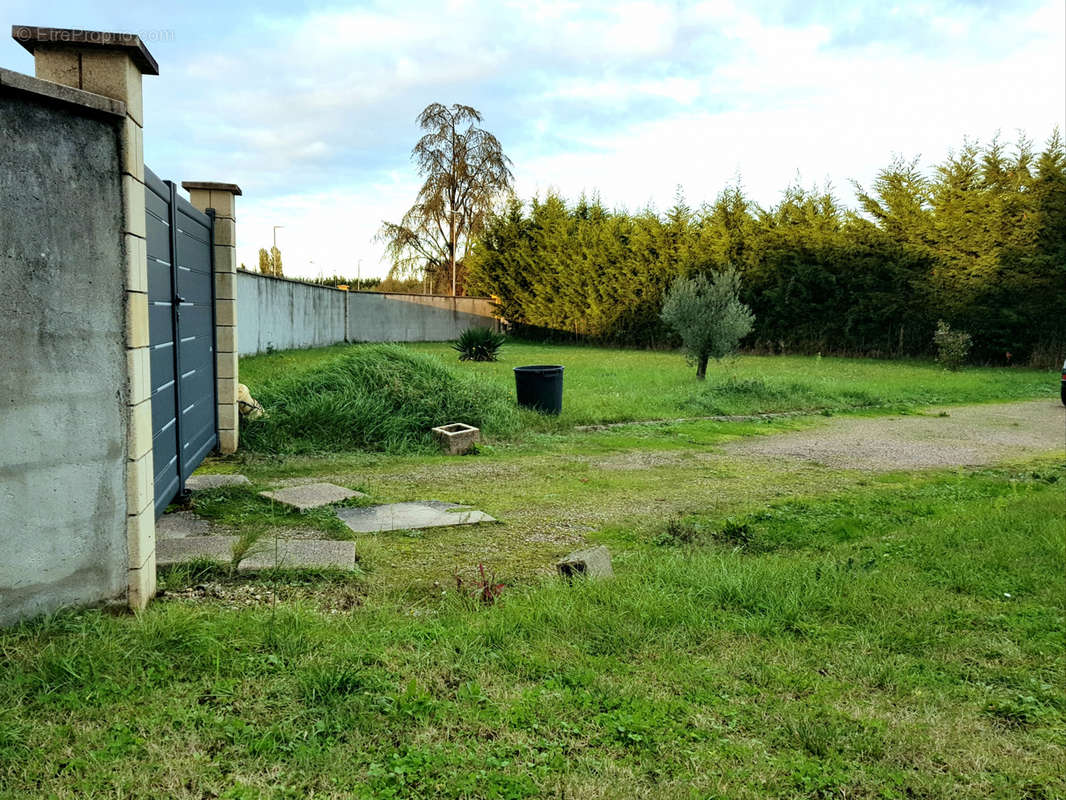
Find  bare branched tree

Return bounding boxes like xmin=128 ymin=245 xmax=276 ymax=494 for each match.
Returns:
xmin=379 ymin=103 xmax=513 ymax=295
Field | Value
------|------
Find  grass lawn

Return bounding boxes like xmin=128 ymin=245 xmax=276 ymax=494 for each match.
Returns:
xmin=1 ymin=343 xmax=1062 ymax=798
xmin=0 ymin=464 xmax=1062 ymax=798
xmin=239 ymin=340 xmax=1056 ymax=430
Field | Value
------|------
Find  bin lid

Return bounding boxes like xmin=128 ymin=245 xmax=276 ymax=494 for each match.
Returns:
xmin=513 ymin=365 xmax=564 ymax=374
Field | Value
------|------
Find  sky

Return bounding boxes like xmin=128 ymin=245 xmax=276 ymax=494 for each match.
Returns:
xmin=2 ymin=1 xmax=1064 ymax=280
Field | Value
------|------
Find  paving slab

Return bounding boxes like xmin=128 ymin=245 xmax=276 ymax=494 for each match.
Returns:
xmin=156 ymin=510 xmax=214 ymax=539
xmin=259 ymin=482 xmax=366 ymax=511
xmin=185 ymin=473 xmax=251 ymax=491
xmin=337 ymin=501 xmax=496 ymax=534
xmin=157 ymin=535 xmax=357 ymax=570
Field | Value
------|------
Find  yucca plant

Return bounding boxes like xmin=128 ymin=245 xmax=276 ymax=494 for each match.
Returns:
xmin=452 ymin=327 xmax=506 ymax=362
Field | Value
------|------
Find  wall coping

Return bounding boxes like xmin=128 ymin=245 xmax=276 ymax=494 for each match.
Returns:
xmin=235 ymin=269 xmax=494 ymax=302
xmin=12 ymin=26 xmax=159 ymax=75
xmin=182 ymin=181 xmax=242 ymax=196
xmin=0 ymin=65 xmax=126 ymax=119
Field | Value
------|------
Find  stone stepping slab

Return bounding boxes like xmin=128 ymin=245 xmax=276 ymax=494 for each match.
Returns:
xmin=259 ymin=482 xmax=367 ymax=511
xmin=337 ymin=501 xmax=496 ymax=534
xmin=157 ymin=536 xmax=356 ymax=570
xmin=185 ymin=474 xmax=251 ymax=490
xmin=157 ymin=510 xmax=215 ymax=539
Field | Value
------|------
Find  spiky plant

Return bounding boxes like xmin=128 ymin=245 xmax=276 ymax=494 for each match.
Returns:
xmin=452 ymin=327 xmax=506 ymax=362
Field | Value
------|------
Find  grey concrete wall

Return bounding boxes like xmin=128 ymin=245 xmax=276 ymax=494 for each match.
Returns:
xmin=347 ymin=292 xmax=499 ymax=343
xmin=0 ymin=82 xmax=128 ymax=626
xmin=236 ymin=271 xmax=499 ymax=355
xmin=237 ymin=271 xmax=346 ymax=355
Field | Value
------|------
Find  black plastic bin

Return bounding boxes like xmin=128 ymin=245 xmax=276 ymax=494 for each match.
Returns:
xmin=514 ymin=365 xmax=564 ymax=414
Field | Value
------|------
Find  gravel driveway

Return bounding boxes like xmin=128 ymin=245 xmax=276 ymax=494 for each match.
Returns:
xmin=729 ymin=399 xmax=1065 ymax=470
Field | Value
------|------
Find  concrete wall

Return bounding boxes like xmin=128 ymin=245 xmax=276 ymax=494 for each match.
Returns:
xmin=347 ymin=291 xmax=499 ymax=343
xmin=237 ymin=271 xmax=347 ymax=355
xmin=236 ymin=271 xmax=500 ymax=355
xmin=0 ymin=76 xmax=128 ymax=625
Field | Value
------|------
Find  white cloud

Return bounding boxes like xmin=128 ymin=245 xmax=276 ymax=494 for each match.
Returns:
xmin=142 ymin=0 xmax=1066 ymax=280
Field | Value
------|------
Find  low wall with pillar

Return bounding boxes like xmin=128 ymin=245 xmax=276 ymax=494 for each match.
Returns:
xmin=0 ymin=26 xmax=241 ymax=625
xmin=235 ymin=271 xmax=500 ymax=356
xmin=0 ymin=68 xmax=130 ymax=626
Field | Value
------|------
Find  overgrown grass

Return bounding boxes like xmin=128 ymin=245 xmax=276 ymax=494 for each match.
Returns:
xmin=1 ymin=466 xmax=1062 ymax=798
xmin=240 ymin=341 xmax=1056 ymax=434
xmin=240 ymin=344 xmax=520 ymax=454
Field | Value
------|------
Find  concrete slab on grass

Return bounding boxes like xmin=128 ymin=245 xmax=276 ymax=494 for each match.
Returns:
xmin=157 ymin=511 xmax=214 ymax=539
xmin=157 ymin=536 xmax=356 ymax=570
xmin=259 ymin=482 xmax=366 ymax=511
xmin=337 ymin=501 xmax=496 ymax=534
xmin=185 ymin=473 xmax=251 ymax=491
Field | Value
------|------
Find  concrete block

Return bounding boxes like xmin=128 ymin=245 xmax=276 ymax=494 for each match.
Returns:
xmin=218 ymin=402 xmax=239 ymax=432
xmin=125 ymin=233 xmax=147 ymax=293
xmin=185 ymin=473 xmax=250 ymax=491
xmin=128 ymin=397 xmax=153 ymax=461
xmin=213 ymin=217 xmax=236 ymax=247
xmin=216 ymin=325 xmax=236 ymax=352
xmin=260 ymin=483 xmax=366 ymax=511
xmin=127 ymin=346 xmax=151 ymax=405
xmin=557 ymin=546 xmax=613 ymax=580
xmin=126 ymin=448 xmax=154 ymax=512
xmin=184 ymin=187 xmax=211 ymax=213
xmin=216 ymin=350 xmax=237 ymax=379
xmin=128 ymin=550 xmax=156 ymax=610
xmin=120 ymin=115 xmax=143 ymax=181
xmin=220 ymin=377 xmax=239 ymax=404
xmin=209 ymin=190 xmax=237 ymax=218
xmin=431 ymin=422 xmax=480 ymax=455
xmin=214 ymin=244 xmax=237 ymax=273
xmin=79 ymin=50 xmax=143 ymax=125
xmin=214 ymin=271 xmax=236 ymax=299
xmin=217 ymin=378 xmax=236 ymax=404
xmin=127 ymin=504 xmax=155 ymax=568
xmin=215 ymin=297 xmax=236 ymax=326
xmin=126 ymin=290 xmax=149 ymax=348
xmin=122 ymin=173 xmax=146 ymax=238
xmin=33 ymin=48 xmax=80 ymax=86
xmin=218 ymin=428 xmax=238 ymax=455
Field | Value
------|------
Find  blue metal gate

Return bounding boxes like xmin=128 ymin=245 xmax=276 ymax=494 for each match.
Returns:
xmin=145 ymin=167 xmax=219 ymax=517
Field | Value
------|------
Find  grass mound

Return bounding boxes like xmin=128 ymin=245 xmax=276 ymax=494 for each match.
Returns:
xmin=240 ymin=344 xmax=520 ymax=453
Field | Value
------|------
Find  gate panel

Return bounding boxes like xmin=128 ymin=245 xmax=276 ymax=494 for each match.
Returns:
xmin=145 ymin=166 xmax=219 ymax=517
xmin=172 ymin=194 xmax=218 ymax=482
xmin=146 ymin=169 xmax=179 ymax=517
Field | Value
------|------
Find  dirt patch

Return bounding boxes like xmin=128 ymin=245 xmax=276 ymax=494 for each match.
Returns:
xmin=159 ymin=581 xmax=363 ymax=613
xmin=728 ymin=400 xmax=1064 ymax=471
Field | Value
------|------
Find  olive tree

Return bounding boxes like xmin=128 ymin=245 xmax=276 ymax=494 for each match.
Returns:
xmin=379 ymin=103 xmax=513 ymax=296
xmin=660 ymin=268 xmax=754 ymax=379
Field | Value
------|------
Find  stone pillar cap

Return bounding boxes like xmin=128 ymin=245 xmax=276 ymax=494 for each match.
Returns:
xmin=182 ymin=181 xmax=243 ymax=196
xmin=12 ymin=25 xmax=159 ymax=75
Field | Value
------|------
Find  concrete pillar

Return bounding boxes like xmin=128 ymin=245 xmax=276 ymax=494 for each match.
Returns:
xmin=183 ymin=182 xmax=242 ymax=455
xmin=14 ymin=26 xmax=160 ymax=610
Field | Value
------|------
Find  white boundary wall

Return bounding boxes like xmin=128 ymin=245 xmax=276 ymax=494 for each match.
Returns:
xmin=236 ymin=271 xmax=499 ymax=356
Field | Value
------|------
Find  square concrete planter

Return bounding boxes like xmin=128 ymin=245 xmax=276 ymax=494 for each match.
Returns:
xmin=431 ymin=422 xmax=480 ymax=455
